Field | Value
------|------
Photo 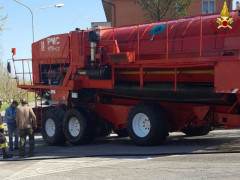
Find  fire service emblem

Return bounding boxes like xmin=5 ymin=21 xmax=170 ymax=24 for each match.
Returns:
xmin=216 ymin=1 xmax=233 ymax=29
xmin=210 ymin=1 xmax=239 ymax=34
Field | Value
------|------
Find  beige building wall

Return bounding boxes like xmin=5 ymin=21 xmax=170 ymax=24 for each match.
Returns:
xmin=102 ymin=0 xmax=233 ymax=27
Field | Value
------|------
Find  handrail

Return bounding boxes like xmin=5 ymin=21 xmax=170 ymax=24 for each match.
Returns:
xmin=10 ymin=58 xmax=33 ymax=86
xmin=127 ymin=27 xmax=137 ymax=40
xmin=12 ymin=55 xmax=71 ymax=87
xmin=166 ymin=21 xmax=169 ymax=61
xmin=200 ymin=16 xmax=203 ymax=57
xmin=137 ymin=24 xmax=140 ymax=60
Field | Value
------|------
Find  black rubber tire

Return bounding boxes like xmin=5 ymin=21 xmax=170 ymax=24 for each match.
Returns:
xmin=41 ymin=107 xmax=66 ymax=145
xmin=127 ymin=102 xmax=169 ymax=146
xmin=182 ymin=126 xmax=210 ymax=136
xmin=63 ymin=109 xmax=95 ymax=144
xmin=115 ymin=129 xmax=129 ymax=137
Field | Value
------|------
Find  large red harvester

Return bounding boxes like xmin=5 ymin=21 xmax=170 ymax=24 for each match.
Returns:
xmin=9 ymin=11 xmax=240 ymax=146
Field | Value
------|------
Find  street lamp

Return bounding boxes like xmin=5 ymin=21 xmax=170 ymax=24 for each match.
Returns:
xmin=13 ymin=0 xmax=64 ymax=42
xmin=55 ymin=4 xmax=64 ymax=8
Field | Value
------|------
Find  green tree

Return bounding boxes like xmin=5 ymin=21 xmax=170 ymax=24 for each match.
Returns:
xmin=0 ymin=62 xmax=28 ymax=104
xmin=0 ymin=6 xmax=8 ymax=31
xmin=0 ymin=6 xmax=8 ymax=59
xmin=135 ymin=0 xmax=193 ymax=21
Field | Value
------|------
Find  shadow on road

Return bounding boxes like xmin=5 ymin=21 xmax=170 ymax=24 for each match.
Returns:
xmin=1 ymin=129 xmax=240 ymax=161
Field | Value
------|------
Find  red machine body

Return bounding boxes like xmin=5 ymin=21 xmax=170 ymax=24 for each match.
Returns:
xmin=12 ymin=11 xmax=240 ymax=145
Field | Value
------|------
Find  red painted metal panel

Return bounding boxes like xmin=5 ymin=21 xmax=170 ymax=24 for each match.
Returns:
xmin=50 ymin=89 xmax=69 ymax=102
xmin=217 ymin=113 xmax=240 ymax=127
xmin=81 ymin=77 xmax=113 ymax=89
xmin=92 ymin=103 xmax=132 ymax=129
xmin=215 ymin=61 xmax=240 ymax=93
xmin=37 ymin=33 xmax=69 ymax=59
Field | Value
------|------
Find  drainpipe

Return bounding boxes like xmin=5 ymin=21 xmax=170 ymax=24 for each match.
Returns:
xmin=227 ymin=0 xmax=231 ymax=10
xmin=102 ymin=0 xmax=116 ymax=27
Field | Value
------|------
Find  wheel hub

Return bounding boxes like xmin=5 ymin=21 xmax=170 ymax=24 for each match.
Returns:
xmin=68 ymin=117 xmax=81 ymax=137
xmin=132 ymin=113 xmax=151 ymax=137
xmin=45 ymin=118 xmax=56 ymax=137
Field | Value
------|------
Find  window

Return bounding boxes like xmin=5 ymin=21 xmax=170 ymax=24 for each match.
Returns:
xmin=202 ymin=1 xmax=215 ymax=14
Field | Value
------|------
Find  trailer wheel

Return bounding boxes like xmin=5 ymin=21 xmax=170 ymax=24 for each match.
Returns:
xmin=115 ymin=129 xmax=128 ymax=137
xmin=182 ymin=126 xmax=210 ymax=136
xmin=127 ymin=102 xmax=169 ymax=146
xmin=63 ymin=109 xmax=95 ymax=144
xmin=41 ymin=107 xmax=66 ymax=145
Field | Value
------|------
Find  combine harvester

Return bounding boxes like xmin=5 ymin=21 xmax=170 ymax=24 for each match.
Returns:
xmin=9 ymin=7 xmax=240 ymax=146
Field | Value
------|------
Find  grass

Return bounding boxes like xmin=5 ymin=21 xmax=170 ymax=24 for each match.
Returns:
xmin=28 ymin=92 xmax=37 ymax=102
xmin=0 ymin=92 xmax=36 ymax=112
xmin=0 ymin=103 xmax=10 ymax=112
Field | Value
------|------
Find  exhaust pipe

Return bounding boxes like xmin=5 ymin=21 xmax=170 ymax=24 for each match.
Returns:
xmin=87 ymin=30 xmax=100 ymax=66
xmin=90 ymin=42 xmax=97 ymax=66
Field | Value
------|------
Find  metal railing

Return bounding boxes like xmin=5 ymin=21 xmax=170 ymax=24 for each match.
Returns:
xmin=9 ymin=58 xmax=33 ymax=86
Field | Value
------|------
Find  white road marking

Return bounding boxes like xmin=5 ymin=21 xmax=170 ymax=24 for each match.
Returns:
xmin=3 ymin=157 xmax=145 ymax=180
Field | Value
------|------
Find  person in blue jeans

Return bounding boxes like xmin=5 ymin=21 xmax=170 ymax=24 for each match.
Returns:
xmin=5 ymin=101 xmax=19 ymax=151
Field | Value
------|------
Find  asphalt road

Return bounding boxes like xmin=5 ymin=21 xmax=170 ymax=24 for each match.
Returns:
xmin=1 ymin=129 xmax=240 ymax=180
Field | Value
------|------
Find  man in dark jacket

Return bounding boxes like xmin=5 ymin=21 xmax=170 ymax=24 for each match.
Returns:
xmin=5 ymin=101 xmax=19 ymax=151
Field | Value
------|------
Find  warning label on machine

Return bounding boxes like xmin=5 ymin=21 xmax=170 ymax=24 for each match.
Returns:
xmin=150 ymin=24 xmax=167 ymax=35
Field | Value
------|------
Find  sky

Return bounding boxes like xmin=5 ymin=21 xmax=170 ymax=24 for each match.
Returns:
xmin=233 ymin=0 xmax=238 ymax=9
xmin=0 ymin=0 xmax=106 ymax=63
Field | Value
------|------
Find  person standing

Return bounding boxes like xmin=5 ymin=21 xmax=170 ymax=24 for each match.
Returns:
xmin=0 ymin=101 xmax=13 ymax=159
xmin=4 ymin=101 xmax=19 ymax=151
xmin=16 ymin=99 xmax=37 ymax=158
